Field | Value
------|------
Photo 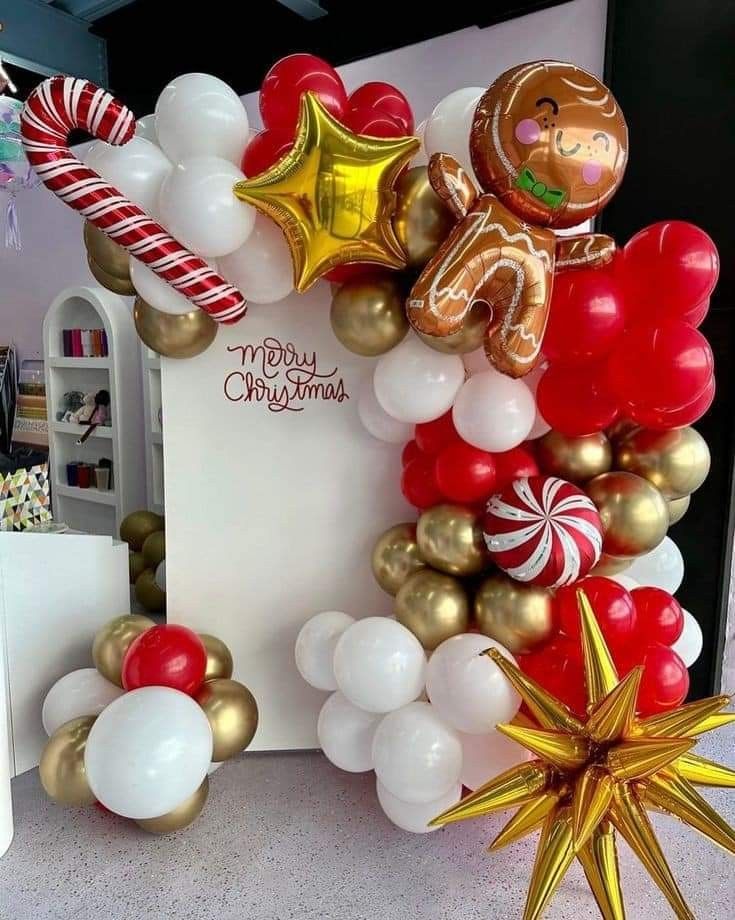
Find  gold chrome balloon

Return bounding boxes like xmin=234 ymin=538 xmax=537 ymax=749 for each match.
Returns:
xmin=586 ymin=472 xmax=669 ymax=558
xmin=475 ymin=573 xmax=554 ymax=654
xmin=128 ymin=550 xmax=147 ymax=585
xmin=615 ymin=426 xmax=711 ymax=499
xmin=395 ymin=569 xmax=469 ymax=650
xmin=606 ymin=418 xmax=639 ymax=444
xmin=142 ymin=530 xmax=166 ymax=568
xmin=84 ymin=221 xmax=131 ymax=281
xmin=135 ymin=569 xmax=166 ymax=614
xmin=588 ymin=553 xmax=633 ymax=577
xmin=330 ymin=275 xmax=408 ymax=356
xmin=199 ymin=634 xmax=234 ymax=681
xmin=39 ymin=716 xmax=96 ymax=806
xmin=87 ymin=255 xmax=136 ymax=296
xmin=134 ymin=297 xmax=217 ymax=359
xmin=195 ymin=679 xmax=259 ymax=762
xmin=371 ymin=522 xmax=425 ymax=595
xmin=234 ymin=93 xmax=419 ymax=291
xmin=92 ymin=614 xmax=155 ymax=686
xmin=416 ymin=504 xmax=489 ymax=575
xmin=667 ymin=495 xmax=691 ymax=527
xmin=537 ymin=431 xmax=612 ymax=483
xmin=393 ymin=165 xmax=454 ymax=268
xmin=417 ymin=302 xmax=491 ymax=355
xmin=136 ymin=777 xmax=209 ymax=834
xmin=119 ymin=510 xmax=164 ymax=552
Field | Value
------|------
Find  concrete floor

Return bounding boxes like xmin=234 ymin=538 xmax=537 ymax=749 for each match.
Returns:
xmin=0 ymin=728 xmax=734 ymax=920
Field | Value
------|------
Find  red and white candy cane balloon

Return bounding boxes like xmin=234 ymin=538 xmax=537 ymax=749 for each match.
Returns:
xmin=483 ymin=475 xmax=603 ymax=588
xmin=21 ymin=76 xmax=246 ymax=324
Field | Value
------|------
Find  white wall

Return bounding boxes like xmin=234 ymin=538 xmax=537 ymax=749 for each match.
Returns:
xmin=0 ymin=0 xmax=607 ymax=365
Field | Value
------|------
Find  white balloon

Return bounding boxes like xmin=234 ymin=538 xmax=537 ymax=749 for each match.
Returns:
xmin=357 ymin=379 xmax=413 ymax=444
xmin=377 ymin=778 xmax=462 ymax=834
xmin=130 ymin=256 xmax=218 ymax=316
xmin=424 ymin=87 xmax=485 ymax=181
xmin=155 ymin=560 xmax=166 ymax=592
xmin=452 ymin=368 xmax=536 ymax=452
xmin=458 ymin=730 xmax=531 ymax=791
xmin=84 ymin=686 xmax=213 ymax=819
xmin=318 ymin=691 xmax=381 ymax=772
xmin=135 ymin=113 xmax=158 ymax=144
xmin=608 ymin=574 xmax=640 ymax=590
xmin=218 ymin=214 xmax=294 ymax=304
xmin=372 ymin=701 xmax=462 ymax=803
xmin=333 ymin=617 xmax=426 ymax=714
xmin=374 ymin=335 xmax=465 ymax=424
xmin=155 ymin=73 xmax=249 ymax=166
xmin=42 ymin=668 xmax=124 ymax=737
xmin=425 ymin=634 xmax=521 ymax=734
xmin=463 ymin=347 xmax=490 ymax=376
xmin=671 ymin=610 xmax=703 ymax=668
xmin=411 ymin=119 xmax=429 ymax=168
xmin=523 ymin=361 xmax=551 ymax=440
xmin=158 ymin=157 xmax=255 ymax=258
xmin=84 ymin=136 xmax=171 ymax=217
xmin=625 ymin=536 xmax=684 ymax=594
xmin=295 ymin=610 xmax=355 ymax=691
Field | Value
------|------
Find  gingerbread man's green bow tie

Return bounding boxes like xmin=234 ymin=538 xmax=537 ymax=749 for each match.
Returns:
xmin=515 ymin=167 xmax=566 ymax=209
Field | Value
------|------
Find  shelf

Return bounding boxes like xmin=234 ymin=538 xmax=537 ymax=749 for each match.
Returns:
xmin=54 ymin=482 xmax=117 ymax=505
xmin=48 ymin=357 xmax=109 ymax=369
xmin=146 ymin=357 xmax=161 ymax=370
xmin=151 ymin=431 xmax=163 ymax=445
xmin=52 ymin=422 xmax=113 ymax=439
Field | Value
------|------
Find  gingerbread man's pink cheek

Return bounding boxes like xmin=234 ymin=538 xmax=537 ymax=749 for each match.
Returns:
xmin=514 ymin=118 xmax=540 ymax=144
xmin=582 ymin=160 xmax=603 ymax=185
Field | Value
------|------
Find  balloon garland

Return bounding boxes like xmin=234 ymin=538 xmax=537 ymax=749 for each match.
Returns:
xmin=120 ymin=509 xmax=167 ymax=613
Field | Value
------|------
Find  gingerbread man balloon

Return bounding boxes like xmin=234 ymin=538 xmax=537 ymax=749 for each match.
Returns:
xmin=408 ymin=61 xmax=628 ymax=377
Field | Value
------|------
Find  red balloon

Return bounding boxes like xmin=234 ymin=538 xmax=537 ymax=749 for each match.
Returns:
xmin=401 ymin=439 xmax=422 ymax=467
xmin=556 ymin=576 xmax=637 ymax=652
xmin=347 ymin=82 xmax=414 ymax=134
xmin=635 ymin=644 xmax=689 ymax=716
xmin=607 ymin=320 xmax=714 ymax=415
xmin=241 ymin=129 xmax=292 ymax=177
xmin=520 ymin=636 xmax=586 ymax=716
xmin=492 ymin=445 xmax=539 ymax=489
xmin=435 ymin=442 xmax=497 ymax=503
xmin=344 ymin=107 xmax=405 ymax=138
xmin=543 ymin=267 xmax=625 ymax=365
xmin=631 ymin=587 xmax=684 ymax=646
xmin=537 ymin=362 xmax=619 ymax=435
xmin=259 ymin=54 xmax=348 ymax=136
xmin=323 ymin=263 xmax=374 ymax=284
xmin=414 ymin=411 xmax=459 ymax=455
xmin=680 ymin=297 xmax=710 ymax=328
xmin=400 ymin=455 xmax=443 ymax=509
xmin=629 ymin=372 xmax=715 ymax=430
xmin=622 ymin=221 xmax=719 ymax=319
xmin=122 ymin=625 xmax=207 ymax=696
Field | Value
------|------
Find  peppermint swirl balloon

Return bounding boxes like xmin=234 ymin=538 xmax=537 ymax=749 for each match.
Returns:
xmin=483 ymin=475 xmax=602 ymax=588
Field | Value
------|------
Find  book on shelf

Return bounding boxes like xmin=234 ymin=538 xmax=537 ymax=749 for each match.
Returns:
xmin=62 ymin=328 xmax=109 ymax=358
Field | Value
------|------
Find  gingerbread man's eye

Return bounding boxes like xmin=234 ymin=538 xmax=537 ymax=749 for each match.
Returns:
xmin=592 ymin=131 xmax=610 ymax=152
xmin=535 ymin=96 xmax=559 ymax=114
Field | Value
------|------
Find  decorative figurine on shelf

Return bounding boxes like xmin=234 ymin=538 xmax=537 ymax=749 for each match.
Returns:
xmin=57 ymin=391 xmax=85 ymax=422
xmin=74 ymin=390 xmax=110 ymax=445
xmin=407 ymin=61 xmax=628 ymax=378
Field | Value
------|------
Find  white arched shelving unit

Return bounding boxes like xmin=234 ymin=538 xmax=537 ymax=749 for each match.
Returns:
xmin=43 ymin=286 xmax=146 ymax=536
xmin=140 ymin=342 xmax=164 ymax=516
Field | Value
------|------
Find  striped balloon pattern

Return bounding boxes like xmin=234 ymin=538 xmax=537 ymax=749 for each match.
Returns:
xmin=20 ymin=75 xmax=246 ymax=325
xmin=483 ymin=476 xmax=603 ymax=588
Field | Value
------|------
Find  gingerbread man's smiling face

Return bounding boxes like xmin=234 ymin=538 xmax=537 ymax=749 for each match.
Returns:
xmin=471 ymin=61 xmax=628 ymax=229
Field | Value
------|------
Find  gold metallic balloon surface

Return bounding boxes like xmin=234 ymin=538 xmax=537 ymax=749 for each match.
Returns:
xmin=84 ymin=221 xmax=131 ymax=281
xmin=586 ymin=472 xmax=669 ymax=558
xmin=475 ymin=573 xmax=554 ymax=654
xmin=416 ymin=504 xmax=489 ymax=575
xmin=128 ymin=550 xmax=147 ymax=585
xmin=330 ymin=275 xmax=408 ymax=356
xmin=142 ymin=530 xmax=166 ymax=568
xmin=606 ymin=418 xmax=639 ymax=444
xmin=667 ymin=494 xmax=691 ymax=527
xmin=615 ymin=426 xmax=711 ymax=500
xmin=537 ymin=431 xmax=612 ymax=483
xmin=200 ymin=634 xmax=234 ymax=681
xmin=393 ymin=165 xmax=454 ymax=268
xmin=135 ymin=568 xmax=166 ymax=613
xmin=119 ymin=510 xmax=164 ymax=552
xmin=234 ymin=93 xmax=419 ymax=291
xmin=92 ymin=613 xmax=155 ymax=686
xmin=136 ymin=777 xmax=209 ymax=834
xmin=195 ymin=679 xmax=259 ymax=762
xmin=39 ymin=716 xmax=96 ymax=806
xmin=394 ymin=569 xmax=469 ymax=650
xmin=134 ymin=297 xmax=217 ymax=360
xmin=371 ymin=522 xmax=425 ymax=595
xmin=87 ymin=255 xmax=136 ymax=296
xmin=417 ymin=301 xmax=491 ymax=355
xmin=588 ymin=552 xmax=632 ymax=577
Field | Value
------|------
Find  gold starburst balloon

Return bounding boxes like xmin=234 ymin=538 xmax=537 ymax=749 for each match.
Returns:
xmin=431 ymin=589 xmax=735 ymax=920
xmin=233 ymin=93 xmax=420 ymax=291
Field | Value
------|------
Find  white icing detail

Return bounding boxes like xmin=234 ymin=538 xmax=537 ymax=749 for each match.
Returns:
xmin=491 ymin=102 xmax=517 ymax=180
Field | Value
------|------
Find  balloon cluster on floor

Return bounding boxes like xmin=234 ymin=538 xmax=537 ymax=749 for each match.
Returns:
xmin=40 ymin=616 xmax=257 ymax=833
xmin=120 ymin=509 xmax=167 ymax=613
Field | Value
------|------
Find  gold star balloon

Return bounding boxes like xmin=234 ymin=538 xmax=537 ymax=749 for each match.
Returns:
xmin=233 ymin=93 xmax=420 ymax=291
xmin=431 ymin=590 xmax=735 ymax=920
